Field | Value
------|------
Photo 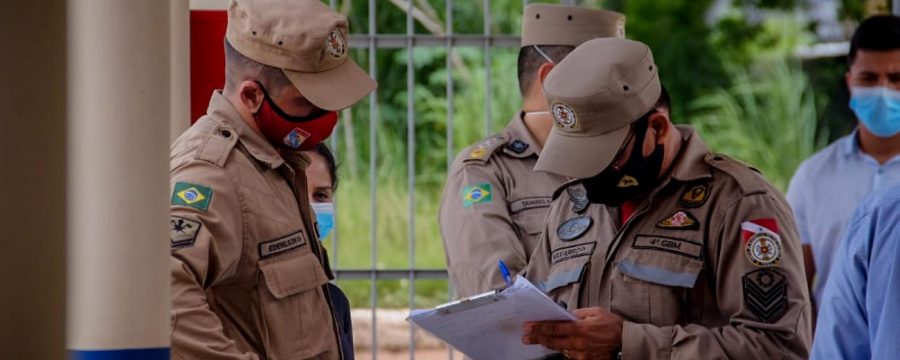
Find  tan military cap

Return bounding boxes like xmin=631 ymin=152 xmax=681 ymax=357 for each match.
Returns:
xmin=226 ymin=0 xmax=376 ymax=111
xmin=535 ymin=38 xmax=661 ymax=179
xmin=521 ymin=4 xmax=625 ymax=47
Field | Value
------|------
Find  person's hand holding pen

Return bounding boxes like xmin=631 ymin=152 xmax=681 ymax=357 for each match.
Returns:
xmin=522 ymin=307 xmax=623 ymax=360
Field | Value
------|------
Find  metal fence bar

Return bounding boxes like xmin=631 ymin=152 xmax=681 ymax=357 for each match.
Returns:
xmin=445 ymin=1 xmax=456 ymax=359
xmin=348 ymin=34 xmax=520 ymax=48
xmin=367 ymin=0 xmax=378 ymax=359
xmin=406 ymin=0 xmax=417 ymax=358
xmin=483 ymin=0 xmax=493 ymax=135
xmin=335 ymin=269 xmax=448 ymax=281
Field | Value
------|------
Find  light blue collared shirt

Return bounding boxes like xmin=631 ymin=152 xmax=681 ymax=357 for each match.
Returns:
xmin=786 ymin=130 xmax=900 ymax=303
xmin=811 ymin=185 xmax=900 ymax=360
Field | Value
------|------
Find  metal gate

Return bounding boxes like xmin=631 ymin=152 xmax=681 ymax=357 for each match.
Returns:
xmin=322 ymin=1 xmax=578 ymax=359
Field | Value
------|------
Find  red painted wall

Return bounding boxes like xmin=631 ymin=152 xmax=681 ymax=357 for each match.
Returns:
xmin=189 ymin=10 xmax=227 ymax=124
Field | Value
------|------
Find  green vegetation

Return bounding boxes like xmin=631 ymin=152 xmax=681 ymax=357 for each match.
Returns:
xmin=318 ymin=0 xmax=877 ymax=309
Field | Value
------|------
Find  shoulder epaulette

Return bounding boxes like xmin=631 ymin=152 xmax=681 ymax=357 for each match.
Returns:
xmin=461 ymin=133 xmax=510 ymax=165
xmin=194 ymin=123 xmax=239 ymax=167
xmin=704 ymin=153 xmax=767 ymax=195
xmin=552 ymin=179 xmax=583 ymax=201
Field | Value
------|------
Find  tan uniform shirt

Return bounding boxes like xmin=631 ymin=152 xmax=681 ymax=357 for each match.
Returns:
xmin=170 ymin=92 xmax=342 ymax=360
xmin=526 ymin=127 xmax=812 ymax=359
xmin=440 ymin=114 xmax=568 ymax=297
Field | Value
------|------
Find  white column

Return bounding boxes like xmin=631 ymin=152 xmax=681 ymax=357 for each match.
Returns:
xmin=0 ymin=1 xmax=67 ymax=359
xmin=67 ymin=0 xmax=171 ymax=357
xmin=171 ymin=0 xmax=191 ymax=143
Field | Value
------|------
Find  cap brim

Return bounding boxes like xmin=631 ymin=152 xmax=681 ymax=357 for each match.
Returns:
xmin=535 ymin=125 xmax=630 ymax=179
xmin=284 ymin=59 xmax=377 ymax=111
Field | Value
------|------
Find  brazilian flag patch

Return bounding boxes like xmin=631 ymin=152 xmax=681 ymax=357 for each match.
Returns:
xmin=462 ymin=183 xmax=492 ymax=208
xmin=171 ymin=182 xmax=213 ymax=212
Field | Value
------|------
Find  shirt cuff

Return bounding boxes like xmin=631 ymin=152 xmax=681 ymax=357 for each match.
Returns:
xmin=622 ymin=321 xmax=674 ymax=360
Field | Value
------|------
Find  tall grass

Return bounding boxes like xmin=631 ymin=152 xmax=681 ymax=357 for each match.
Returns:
xmin=689 ymin=60 xmax=827 ymax=191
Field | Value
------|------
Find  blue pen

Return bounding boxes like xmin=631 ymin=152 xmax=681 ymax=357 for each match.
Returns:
xmin=498 ymin=260 xmax=513 ymax=287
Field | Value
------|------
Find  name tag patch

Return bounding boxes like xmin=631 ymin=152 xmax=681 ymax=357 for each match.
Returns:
xmin=510 ymin=197 xmax=552 ymax=213
xmin=259 ymin=231 xmax=307 ymax=258
xmin=632 ymin=235 xmax=702 ymax=259
xmin=551 ymin=243 xmax=596 ymax=265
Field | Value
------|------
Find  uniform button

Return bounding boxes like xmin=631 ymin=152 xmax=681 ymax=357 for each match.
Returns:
xmin=221 ymin=130 xmax=232 ymax=138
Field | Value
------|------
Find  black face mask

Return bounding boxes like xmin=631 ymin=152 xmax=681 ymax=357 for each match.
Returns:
xmin=582 ymin=117 xmax=664 ymax=207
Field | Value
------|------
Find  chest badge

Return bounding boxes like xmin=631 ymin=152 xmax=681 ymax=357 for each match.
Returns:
xmin=567 ymin=185 xmax=589 ymax=213
xmin=656 ymin=211 xmax=699 ymax=230
xmin=742 ymin=219 xmax=783 ymax=267
xmin=680 ymin=184 xmax=709 ymax=208
xmin=557 ymin=216 xmax=593 ymax=241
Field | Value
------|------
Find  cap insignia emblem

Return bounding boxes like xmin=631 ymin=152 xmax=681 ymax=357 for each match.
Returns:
xmin=552 ymin=103 xmax=577 ymax=129
xmin=326 ymin=29 xmax=346 ymax=59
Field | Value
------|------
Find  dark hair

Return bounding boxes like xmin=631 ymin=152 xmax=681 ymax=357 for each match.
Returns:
xmin=313 ymin=143 xmax=338 ymax=191
xmin=224 ymin=40 xmax=292 ymax=93
xmin=848 ymin=15 xmax=900 ymax=65
xmin=633 ymin=85 xmax=672 ymax=127
xmin=517 ymin=45 xmax=574 ymax=95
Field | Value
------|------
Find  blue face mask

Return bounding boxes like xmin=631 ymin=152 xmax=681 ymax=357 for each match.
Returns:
xmin=849 ymin=86 xmax=900 ymax=138
xmin=311 ymin=202 xmax=334 ymax=241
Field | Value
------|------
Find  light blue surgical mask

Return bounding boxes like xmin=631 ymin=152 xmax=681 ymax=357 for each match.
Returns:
xmin=850 ymin=86 xmax=900 ymax=138
xmin=311 ymin=202 xmax=334 ymax=241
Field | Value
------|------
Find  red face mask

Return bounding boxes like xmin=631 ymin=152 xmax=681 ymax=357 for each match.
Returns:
xmin=252 ymin=87 xmax=338 ymax=151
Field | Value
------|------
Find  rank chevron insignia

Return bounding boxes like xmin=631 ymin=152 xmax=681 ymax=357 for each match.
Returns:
xmin=742 ymin=269 xmax=788 ymax=323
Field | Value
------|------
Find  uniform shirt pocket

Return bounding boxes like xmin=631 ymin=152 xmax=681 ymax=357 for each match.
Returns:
xmin=258 ymin=251 xmax=333 ymax=359
xmin=611 ymin=244 xmax=703 ymax=325
xmin=538 ymin=261 xmax=589 ymax=310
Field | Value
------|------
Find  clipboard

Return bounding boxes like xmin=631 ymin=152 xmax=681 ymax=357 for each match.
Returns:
xmin=407 ymin=276 xmax=575 ymax=360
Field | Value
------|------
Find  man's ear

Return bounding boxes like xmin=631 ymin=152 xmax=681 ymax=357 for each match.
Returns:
xmin=536 ymin=62 xmax=556 ymax=89
xmin=647 ymin=110 xmax=671 ymax=146
xmin=238 ymin=81 xmax=265 ymax=114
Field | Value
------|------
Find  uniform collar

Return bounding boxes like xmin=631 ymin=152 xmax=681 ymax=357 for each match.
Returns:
xmin=207 ymin=91 xmax=285 ymax=169
xmin=841 ymin=128 xmax=861 ymax=157
xmin=667 ymin=126 xmax=713 ymax=183
xmin=502 ymin=111 xmax=541 ymax=158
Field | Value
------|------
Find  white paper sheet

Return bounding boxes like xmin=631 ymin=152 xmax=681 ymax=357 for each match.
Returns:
xmin=407 ymin=277 xmax=575 ymax=360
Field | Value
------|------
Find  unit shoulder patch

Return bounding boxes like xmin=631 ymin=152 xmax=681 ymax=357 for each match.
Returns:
xmin=170 ymin=216 xmax=202 ymax=249
xmin=462 ymin=183 xmax=493 ymax=207
xmin=741 ymin=219 xmax=782 ymax=267
xmin=171 ymin=182 xmax=213 ymax=212
xmin=656 ymin=211 xmax=699 ymax=230
xmin=742 ymin=268 xmax=788 ymax=323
